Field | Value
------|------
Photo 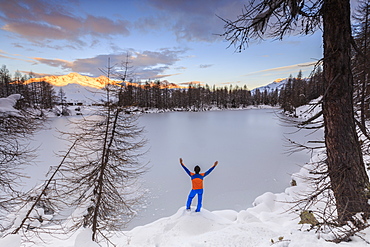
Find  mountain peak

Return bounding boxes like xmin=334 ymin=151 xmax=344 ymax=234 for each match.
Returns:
xmin=251 ymin=78 xmax=288 ymax=94
xmin=25 ymin=73 xmax=117 ymax=89
xmin=24 ymin=73 xmax=186 ymax=90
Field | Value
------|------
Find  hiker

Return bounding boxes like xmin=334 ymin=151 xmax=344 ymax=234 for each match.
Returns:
xmin=179 ymin=158 xmax=218 ymax=212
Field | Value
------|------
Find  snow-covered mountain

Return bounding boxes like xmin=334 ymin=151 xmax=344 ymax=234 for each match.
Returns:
xmin=25 ymin=72 xmax=114 ymax=89
xmin=251 ymin=78 xmax=287 ymax=94
xmin=25 ymin=72 xmax=184 ymax=90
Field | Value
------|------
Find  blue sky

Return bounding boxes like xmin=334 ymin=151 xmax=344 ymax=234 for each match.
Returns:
xmin=0 ymin=0 xmax=331 ymax=89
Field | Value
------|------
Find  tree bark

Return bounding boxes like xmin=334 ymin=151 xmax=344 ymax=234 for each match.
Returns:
xmin=322 ymin=0 xmax=370 ymax=222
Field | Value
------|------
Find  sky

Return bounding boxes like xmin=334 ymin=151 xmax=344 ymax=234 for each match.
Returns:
xmin=0 ymin=0 xmax=358 ymax=89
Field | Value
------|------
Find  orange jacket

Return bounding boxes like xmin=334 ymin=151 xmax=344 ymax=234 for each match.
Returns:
xmin=181 ymin=163 xmax=217 ymax=190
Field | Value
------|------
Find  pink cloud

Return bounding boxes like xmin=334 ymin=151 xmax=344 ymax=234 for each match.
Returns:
xmin=33 ymin=57 xmax=73 ymax=69
xmin=84 ymin=15 xmax=130 ymax=36
xmin=3 ymin=22 xmax=70 ymax=41
xmin=0 ymin=0 xmax=130 ymax=44
xmin=43 ymin=12 xmax=83 ymax=32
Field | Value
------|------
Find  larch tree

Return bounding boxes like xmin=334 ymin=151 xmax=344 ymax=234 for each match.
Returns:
xmin=222 ymin=0 xmax=370 ymax=224
xmin=58 ymin=58 xmax=147 ymax=243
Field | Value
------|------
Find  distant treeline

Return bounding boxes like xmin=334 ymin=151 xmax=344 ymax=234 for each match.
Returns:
xmin=0 ymin=65 xmax=326 ymax=112
xmin=117 ymin=72 xmax=324 ymax=112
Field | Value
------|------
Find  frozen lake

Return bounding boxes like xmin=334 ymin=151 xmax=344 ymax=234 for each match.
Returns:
xmin=25 ymin=108 xmax=323 ymax=230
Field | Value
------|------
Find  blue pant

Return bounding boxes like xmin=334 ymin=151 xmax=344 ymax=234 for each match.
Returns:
xmin=186 ymin=189 xmax=203 ymax=212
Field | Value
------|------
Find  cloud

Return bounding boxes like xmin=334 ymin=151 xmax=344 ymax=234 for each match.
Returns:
xmin=0 ymin=0 xmax=130 ymax=45
xmin=132 ymin=48 xmax=185 ymax=68
xmin=0 ymin=0 xmax=248 ymax=46
xmin=20 ymin=71 xmax=54 ymax=77
xmin=0 ymin=50 xmax=34 ymax=63
xmin=199 ymin=64 xmax=213 ymax=69
xmin=174 ymin=66 xmax=187 ymax=70
xmin=84 ymin=15 xmax=130 ymax=36
xmin=243 ymin=61 xmax=317 ymax=77
xmin=12 ymin=43 xmax=25 ymax=48
xmin=33 ymin=57 xmax=73 ymax=69
xmin=144 ymin=72 xmax=182 ymax=79
xmin=138 ymin=0 xmax=246 ymax=42
xmin=2 ymin=22 xmax=73 ymax=41
xmin=179 ymin=81 xmax=204 ymax=86
xmin=32 ymin=48 xmax=187 ymax=79
xmin=220 ymin=81 xmax=241 ymax=85
xmin=0 ymin=54 xmax=10 ymax=59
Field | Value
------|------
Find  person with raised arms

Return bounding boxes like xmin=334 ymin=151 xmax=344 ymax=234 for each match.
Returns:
xmin=179 ymin=158 xmax=218 ymax=212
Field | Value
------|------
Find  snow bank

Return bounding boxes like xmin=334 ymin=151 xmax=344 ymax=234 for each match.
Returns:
xmin=120 ymin=207 xmax=280 ymax=247
xmin=74 ymin=229 xmax=100 ymax=247
xmin=0 ymin=94 xmax=22 ymax=117
xmin=0 ymin=234 xmax=21 ymax=247
xmin=118 ymin=203 xmax=343 ymax=247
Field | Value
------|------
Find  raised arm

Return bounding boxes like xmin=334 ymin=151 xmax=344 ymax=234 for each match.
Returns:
xmin=204 ymin=161 xmax=218 ymax=177
xmin=180 ymin=158 xmax=191 ymax=176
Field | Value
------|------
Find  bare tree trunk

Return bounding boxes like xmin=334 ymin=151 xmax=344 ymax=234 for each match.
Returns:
xmin=322 ymin=0 xmax=370 ymax=222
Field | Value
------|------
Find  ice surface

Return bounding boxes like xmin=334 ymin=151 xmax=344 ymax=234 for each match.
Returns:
xmin=130 ymin=109 xmax=323 ymax=229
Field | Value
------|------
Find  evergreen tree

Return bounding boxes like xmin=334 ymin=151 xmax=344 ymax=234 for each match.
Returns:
xmin=0 ymin=65 xmax=11 ymax=97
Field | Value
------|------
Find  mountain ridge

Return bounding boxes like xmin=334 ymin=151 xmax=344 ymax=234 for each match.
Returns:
xmin=25 ymin=72 xmax=184 ymax=90
xmin=251 ymin=78 xmax=288 ymax=94
xmin=25 ymin=72 xmax=118 ymax=89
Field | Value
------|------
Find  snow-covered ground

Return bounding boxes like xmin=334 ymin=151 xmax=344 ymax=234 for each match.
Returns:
xmin=2 ymin=95 xmax=370 ymax=246
xmin=3 ymin=156 xmax=370 ymax=247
